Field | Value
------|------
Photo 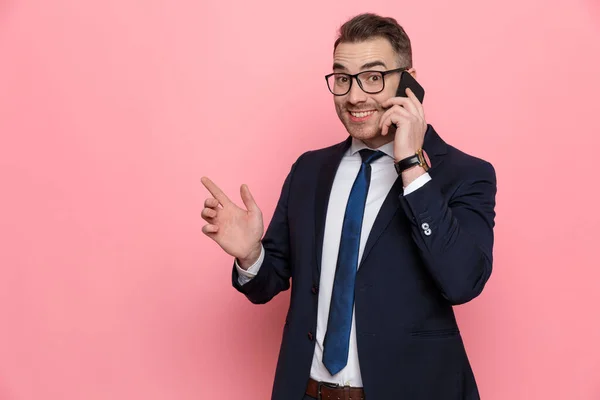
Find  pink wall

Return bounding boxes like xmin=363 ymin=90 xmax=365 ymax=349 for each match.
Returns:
xmin=1 ymin=0 xmax=599 ymax=399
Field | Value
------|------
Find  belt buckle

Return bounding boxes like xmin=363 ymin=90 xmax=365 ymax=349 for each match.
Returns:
xmin=317 ymin=381 xmax=339 ymax=400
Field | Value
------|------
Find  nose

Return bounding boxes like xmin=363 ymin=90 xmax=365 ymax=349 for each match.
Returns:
xmin=347 ymin=77 xmax=367 ymax=104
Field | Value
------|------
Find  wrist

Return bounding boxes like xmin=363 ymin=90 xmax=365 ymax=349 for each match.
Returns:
xmin=394 ymin=150 xmax=417 ymax=163
xmin=394 ymin=149 xmax=429 ymax=176
xmin=401 ymin=165 xmax=427 ymax=187
xmin=237 ymin=245 xmax=262 ymax=270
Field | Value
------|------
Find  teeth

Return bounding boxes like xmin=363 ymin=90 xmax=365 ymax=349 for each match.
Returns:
xmin=351 ymin=111 xmax=375 ymax=118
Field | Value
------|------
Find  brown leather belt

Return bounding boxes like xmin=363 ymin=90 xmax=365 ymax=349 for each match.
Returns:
xmin=306 ymin=378 xmax=366 ymax=400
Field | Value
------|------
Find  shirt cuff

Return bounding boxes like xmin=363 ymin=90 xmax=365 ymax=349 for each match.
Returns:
xmin=235 ymin=245 xmax=265 ymax=285
xmin=403 ymin=173 xmax=432 ymax=195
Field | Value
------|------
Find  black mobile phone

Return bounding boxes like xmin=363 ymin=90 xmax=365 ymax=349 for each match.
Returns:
xmin=396 ymin=71 xmax=425 ymax=103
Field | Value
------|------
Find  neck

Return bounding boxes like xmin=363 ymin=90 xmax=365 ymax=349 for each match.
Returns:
xmin=360 ymin=133 xmax=394 ymax=149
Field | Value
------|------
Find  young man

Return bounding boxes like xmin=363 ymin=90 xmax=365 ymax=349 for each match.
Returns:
xmin=201 ymin=13 xmax=496 ymax=400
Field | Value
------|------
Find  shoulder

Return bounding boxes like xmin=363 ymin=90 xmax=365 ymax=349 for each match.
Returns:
xmin=445 ymin=143 xmax=496 ymax=180
xmin=426 ymin=125 xmax=497 ymax=194
xmin=290 ymin=137 xmax=351 ymax=169
xmin=436 ymin=141 xmax=497 ymax=205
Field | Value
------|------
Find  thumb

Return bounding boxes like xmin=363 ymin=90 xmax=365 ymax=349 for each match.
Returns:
xmin=240 ymin=184 xmax=259 ymax=213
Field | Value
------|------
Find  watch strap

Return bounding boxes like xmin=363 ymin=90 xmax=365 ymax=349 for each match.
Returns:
xmin=394 ymin=149 xmax=429 ymax=174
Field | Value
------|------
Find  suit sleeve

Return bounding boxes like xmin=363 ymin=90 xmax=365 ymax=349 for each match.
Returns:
xmin=230 ymin=158 xmax=301 ymax=304
xmin=399 ymin=161 xmax=497 ymax=305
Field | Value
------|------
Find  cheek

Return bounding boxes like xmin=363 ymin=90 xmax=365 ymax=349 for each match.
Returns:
xmin=376 ymin=87 xmax=398 ymax=104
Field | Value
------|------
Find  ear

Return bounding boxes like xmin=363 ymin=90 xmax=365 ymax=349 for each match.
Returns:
xmin=407 ymin=68 xmax=417 ymax=79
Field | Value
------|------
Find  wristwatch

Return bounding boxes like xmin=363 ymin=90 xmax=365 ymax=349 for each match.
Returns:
xmin=394 ymin=148 xmax=429 ymax=174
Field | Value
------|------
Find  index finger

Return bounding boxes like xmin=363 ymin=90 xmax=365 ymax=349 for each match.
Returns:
xmin=201 ymin=176 xmax=231 ymax=206
xmin=381 ymin=95 xmax=413 ymax=110
xmin=381 ymin=95 xmax=419 ymax=121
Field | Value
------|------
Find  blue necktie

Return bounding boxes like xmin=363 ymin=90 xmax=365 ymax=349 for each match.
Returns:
xmin=322 ymin=148 xmax=385 ymax=376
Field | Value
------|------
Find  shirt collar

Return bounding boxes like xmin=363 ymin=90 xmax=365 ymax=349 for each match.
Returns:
xmin=349 ymin=137 xmax=395 ymax=160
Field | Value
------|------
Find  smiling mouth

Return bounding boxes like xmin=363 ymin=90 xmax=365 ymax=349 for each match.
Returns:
xmin=349 ymin=110 xmax=376 ymax=118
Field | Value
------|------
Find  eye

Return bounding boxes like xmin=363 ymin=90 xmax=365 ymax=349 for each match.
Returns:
xmin=335 ymin=75 xmax=349 ymax=83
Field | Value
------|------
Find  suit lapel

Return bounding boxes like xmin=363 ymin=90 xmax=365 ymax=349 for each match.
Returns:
xmin=422 ymin=124 xmax=447 ymax=170
xmin=314 ymin=137 xmax=352 ymax=276
xmin=358 ymin=175 xmax=403 ymax=268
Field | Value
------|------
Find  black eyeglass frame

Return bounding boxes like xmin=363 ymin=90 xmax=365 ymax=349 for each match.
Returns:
xmin=324 ymin=67 xmax=408 ymax=96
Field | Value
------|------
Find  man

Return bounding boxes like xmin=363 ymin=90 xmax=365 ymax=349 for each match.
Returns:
xmin=201 ymin=13 xmax=496 ymax=400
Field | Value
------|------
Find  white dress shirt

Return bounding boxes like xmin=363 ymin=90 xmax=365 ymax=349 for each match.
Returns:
xmin=236 ymin=138 xmax=431 ymax=386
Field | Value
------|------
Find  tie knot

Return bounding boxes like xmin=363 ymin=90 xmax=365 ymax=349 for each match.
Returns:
xmin=359 ymin=149 xmax=385 ymax=164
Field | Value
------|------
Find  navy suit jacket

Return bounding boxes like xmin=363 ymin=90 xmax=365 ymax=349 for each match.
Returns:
xmin=232 ymin=125 xmax=497 ymax=399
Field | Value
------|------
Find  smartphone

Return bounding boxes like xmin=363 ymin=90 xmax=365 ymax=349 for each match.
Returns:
xmin=396 ymin=71 xmax=425 ymax=103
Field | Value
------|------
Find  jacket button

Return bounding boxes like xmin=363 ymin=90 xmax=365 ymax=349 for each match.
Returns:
xmin=307 ymin=332 xmax=314 ymax=341
xmin=311 ymin=285 xmax=318 ymax=295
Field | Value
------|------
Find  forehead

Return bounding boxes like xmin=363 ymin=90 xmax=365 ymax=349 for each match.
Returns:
xmin=333 ymin=37 xmax=398 ymax=71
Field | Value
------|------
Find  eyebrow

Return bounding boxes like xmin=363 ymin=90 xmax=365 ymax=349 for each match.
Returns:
xmin=332 ymin=60 xmax=388 ymax=71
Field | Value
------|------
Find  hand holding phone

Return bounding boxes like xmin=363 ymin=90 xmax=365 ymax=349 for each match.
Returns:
xmin=379 ymin=70 xmax=428 ymax=164
xmin=380 ymin=71 xmax=426 ymax=136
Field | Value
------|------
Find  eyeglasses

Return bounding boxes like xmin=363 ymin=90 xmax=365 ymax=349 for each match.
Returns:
xmin=325 ymin=67 xmax=407 ymax=96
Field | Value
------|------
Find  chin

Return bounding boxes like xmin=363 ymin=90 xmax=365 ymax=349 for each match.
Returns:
xmin=346 ymin=124 xmax=380 ymax=141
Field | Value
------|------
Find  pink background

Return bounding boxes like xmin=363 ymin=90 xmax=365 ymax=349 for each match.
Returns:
xmin=1 ymin=0 xmax=599 ymax=399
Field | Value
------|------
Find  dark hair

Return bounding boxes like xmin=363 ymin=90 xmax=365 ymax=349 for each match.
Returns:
xmin=333 ymin=13 xmax=413 ymax=68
